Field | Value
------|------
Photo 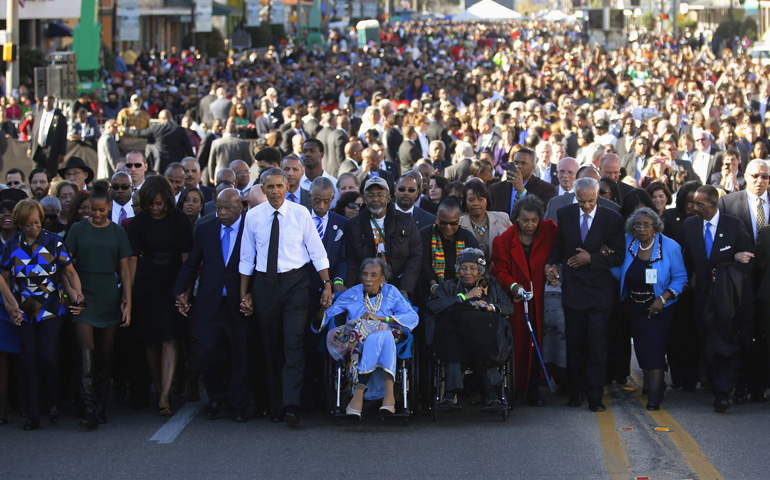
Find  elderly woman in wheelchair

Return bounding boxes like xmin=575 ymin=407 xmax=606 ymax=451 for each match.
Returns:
xmin=428 ymin=248 xmax=514 ymax=409
xmin=321 ymin=257 xmax=418 ymax=418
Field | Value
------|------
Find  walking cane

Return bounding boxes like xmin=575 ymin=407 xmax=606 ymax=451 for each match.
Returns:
xmin=519 ymin=286 xmax=553 ymax=392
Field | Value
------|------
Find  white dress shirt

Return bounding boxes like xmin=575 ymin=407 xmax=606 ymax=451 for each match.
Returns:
xmin=395 ymin=205 xmax=415 ymax=215
xmin=580 ymin=205 xmax=597 ymax=232
xmin=37 ymin=109 xmax=54 ymax=147
xmin=239 ymin=200 xmax=330 ymax=275
xmin=693 ymin=151 xmax=711 ymax=184
xmin=311 ymin=210 xmax=329 ymax=239
xmin=110 ymin=200 xmax=134 ymax=224
xmin=746 ymin=190 xmax=769 ymax=239
xmin=300 ymin=171 xmax=340 ymax=206
xmin=558 ymin=186 xmax=573 ymax=196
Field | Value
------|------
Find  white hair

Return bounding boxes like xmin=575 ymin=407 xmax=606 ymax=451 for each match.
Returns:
xmin=574 ymin=177 xmax=600 ymax=194
xmin=454 ymin=141 xmax=474 ymax=164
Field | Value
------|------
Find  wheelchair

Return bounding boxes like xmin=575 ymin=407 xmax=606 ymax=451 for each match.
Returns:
xmin=322 ymin=310 xmax=419 ymax=426
xmin=425 ymin=308 xmax=515 ymax=422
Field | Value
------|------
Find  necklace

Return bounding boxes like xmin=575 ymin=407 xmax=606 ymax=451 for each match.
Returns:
xmin=470 ymin=216 xmax=488 ymax=236
xmin=364 ymin=292 xmax=383 ymax=314
xmin=638 ymin=239 xmax=653 ymax=251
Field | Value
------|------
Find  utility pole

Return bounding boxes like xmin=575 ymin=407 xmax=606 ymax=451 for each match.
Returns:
xmin=6 ymin=0 xmax=19 ymax=96
xmin=191 ymin=1 xmax=196 ymax=49
xmin=113 ymin=0 xmax=119 ymax=53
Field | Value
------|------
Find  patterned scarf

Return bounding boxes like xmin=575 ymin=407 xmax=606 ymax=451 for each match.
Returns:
xmin=431 ymin=224 xmax=465 ymax=282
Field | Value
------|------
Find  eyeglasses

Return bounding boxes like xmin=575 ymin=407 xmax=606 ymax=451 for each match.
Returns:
xmin=632 ymin=222 xmax=654 ymax=230
xmin=111 ymin=184 xmax=132 ymax=190
xmin=748 ymin=173 xmax=770 ymax=180
xmin=397 ymin=187 xmax=418 ymax=193
xmin=125 ymin=163 xmax=145 ymax=169
xmin=438 ymin=220 xmax=459 ymax=227
xmin=347 ymin=202 xmax=363 ymax=209
xmin=6 ymin=181 xmax=20 ymax=186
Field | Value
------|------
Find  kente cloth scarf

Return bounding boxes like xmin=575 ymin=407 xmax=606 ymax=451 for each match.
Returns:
xmin=431 ymin=225 xmax=465 ymax=282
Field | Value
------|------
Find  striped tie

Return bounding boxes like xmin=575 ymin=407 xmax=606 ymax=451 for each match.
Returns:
xmin=581 ymin=213 xmax=589 ymax=243
xmin=315 ymin=216 xmax=324 ymax=239
xmin=757 ymin=197 xmax=766 ymax=236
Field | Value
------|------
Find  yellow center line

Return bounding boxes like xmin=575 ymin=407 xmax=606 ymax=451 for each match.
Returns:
xmin=596 ymin=391 xmax=632 ymax=480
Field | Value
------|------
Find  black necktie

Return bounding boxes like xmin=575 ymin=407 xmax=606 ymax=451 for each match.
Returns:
xmin=267 ymin=211 xmax=279 ymax=284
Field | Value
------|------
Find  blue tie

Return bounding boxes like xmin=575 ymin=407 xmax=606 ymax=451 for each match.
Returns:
xmin=221 ymin=225 xmax=232 ymax=295
xmin=315 ymin=216 xmax=324 ymax=239
xmin=704 ymin=222 xmax=713 ymax=259
xmin=580 ymin=213 xmax=589 ymax=243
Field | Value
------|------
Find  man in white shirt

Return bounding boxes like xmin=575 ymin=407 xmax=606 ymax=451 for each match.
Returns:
xmin=299 ymin=139 xmax=339 ymax=205
xmin=110 ymin=172 xmax=134 ymax=224
xmin=238 ymin=167 xmax=332 ymax=428
xmin=692 ymin=130 xmax=719 ymax=184
xmin=535 ymin=141 xmax=555 ymax=184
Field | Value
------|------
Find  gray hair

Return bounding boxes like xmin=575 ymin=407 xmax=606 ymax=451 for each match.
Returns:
xmin=40 ymin=195 xmax=62 ymax=213
xmin=625 ymin=207 xmax=664 ymax=234
xmin=259 ymin=167 xmax=289 ymax=184
xmin=583 ymin=143 xmax=607 ymax=165
xmin=430 ymin=139 xmax=445 ymax=151
xmin=310 ymin=176 xmax=335 ymax=195
xmin=574 ymin=177 xmax=600 ymax=195
xmin=454 ymin=140 xmax=474 ymax=163
xmin=359 ymin=257 xmax=392 ymax=281
xmin=511 ymin=194 xmax=545 ymax=222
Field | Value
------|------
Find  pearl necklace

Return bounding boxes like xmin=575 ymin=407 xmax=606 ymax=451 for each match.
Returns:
xmin=638 ymin=240 xmax=653 ymax=251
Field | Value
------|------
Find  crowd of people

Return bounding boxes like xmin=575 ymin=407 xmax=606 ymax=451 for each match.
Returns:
xmin=1 ymin=17 xmax=770 ymax=431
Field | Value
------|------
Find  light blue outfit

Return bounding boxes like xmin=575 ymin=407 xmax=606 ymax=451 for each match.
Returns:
xmin=611 ymin=233 xmax=688 ymax=305
xmin=322 ymin=283 xmax=418 ymax=400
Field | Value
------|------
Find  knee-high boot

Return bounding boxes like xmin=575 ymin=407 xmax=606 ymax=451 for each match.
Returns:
xmin=94 ymin=353 xmax=113 ymax=424
xmin=79 ymin=349 xmax=98 ymax=430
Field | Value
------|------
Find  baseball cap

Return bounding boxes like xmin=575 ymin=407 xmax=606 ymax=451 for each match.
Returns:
xmin=364 ymin=177 xmax=389 ymax=193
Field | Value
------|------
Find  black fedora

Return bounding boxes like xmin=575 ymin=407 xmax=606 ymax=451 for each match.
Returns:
xmin=58 ymin=157 xmax=94 ymax=184
xmin=0 ymin=188 xmax=28 ymax=204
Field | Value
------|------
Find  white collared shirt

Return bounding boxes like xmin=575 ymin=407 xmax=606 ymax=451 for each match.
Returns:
xmin=746 ymin=190 xmax=769 ymax=239
xmin=580 ymin=205 xmax=597 ymax=232
xmin=221 ymin=216 xmax=242 ymax=264
xmin=311 ymin=210 xmax=329 ymax=239
xmin=558 ymin=186 xmax=573 ymax=196
xmin=395 ymin=205 xmax=415 ymax=215
xmin=110 ymin=200 xmax=134 ymax=224
xmin=239 ymin=199 xmax=330 ymax=275
xmin=538 ymin=165 xmax=551 ymax=181
xmin=704 ymin=208 xmax=720 ymax=241
xmin=693 ymin=151 xmax=710 ymax=184
xmin=38 ymin=109 xmax=54 ymax=147
xmin=300 ymin=171 xmax=340 ymax=206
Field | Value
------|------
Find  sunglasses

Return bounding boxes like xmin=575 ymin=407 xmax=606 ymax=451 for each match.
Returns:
xmin=748 ymin=173 xmax=770 ymax=180
xmin=438 ymin=220 xmax=459 ymax=227
xmin=347 ymin=202 xmax=363 ymax=209
xmin=397 ymin=187 xmax=418 ymax=193
xmin=599 ymin=188 xmax=609 ymax=195
xmin=44 ymin=213 xmax=59 ymax=221
xmin=111 ymin=184 xmax=132 ymax=191
xmin=6 ymin=181 xmax=20 ymax=186
xmin=125 ymin=163 xmax=144 ymax=169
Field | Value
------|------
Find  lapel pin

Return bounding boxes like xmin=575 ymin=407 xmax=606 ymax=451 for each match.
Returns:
xmin=333 ymin=224 xmax=338 ymax=230
xmin=719 ymin=233 xmax=723 ymax=238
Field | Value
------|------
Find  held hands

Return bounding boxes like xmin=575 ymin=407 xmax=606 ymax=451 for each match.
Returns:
xmin=120 ymin=298 xmax=132 ymax=327
xmin=734 ymin=251 xmax=754 ymax=264
xmin=599 ymin=244 xmax=615 ymax=256
xmin=320 ymin=284 xmax=333 ymax=308
xmin=175 ymin=293 xmax=191 ymax=317
xmin=68 ymin=293 xmax=86 ymax=315
xmin=567 ymin=248 xmax=591 ymax=268
xmin=5 ymin=301 xmax=23 ymax=326
xmin=361 ymin=311 xmax=387 ymax=322
xmin=240 ymin=293 xmax=254 ymax=316
xmin=544 ymin=264 xmax=560 ymax=286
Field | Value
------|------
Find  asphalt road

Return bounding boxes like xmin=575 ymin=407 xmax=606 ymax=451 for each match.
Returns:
xmin=2 ymin=359 xmax=768 ymax=480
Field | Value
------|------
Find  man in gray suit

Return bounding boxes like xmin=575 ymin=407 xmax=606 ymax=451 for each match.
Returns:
xmin=545 ymin=166 xmax=620 ymax=224
xmin=394 ymin=174 xmax=436 ymax=231
xmin=97 ymin=119 xmax=120 ymax=179
xmin=281 ymin=154 xmax=311 ymax=210
xmin=198 ymin=84 xmax=217 ymax=125
xmin=209 ymin=117 xmax=251 ymax=184
xmin=317 ymin=112 xmax=348 ymax=177
xmin=209 ymin=87 xmax=233 ymax=123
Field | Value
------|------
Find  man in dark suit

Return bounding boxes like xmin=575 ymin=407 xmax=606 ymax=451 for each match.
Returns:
xmin=443 ymin=140 xmax=475 ymax=183
xmin=710 ymin=149 xmax=746 ymax=193
xmin=614 ymin=115 xmax=637 ymax=161
xmin=197 ymin=118 xmax=223 ymax=187
xmin=475 ymin=114 xmax=500 ymax=154
xmin=302 ymin=104 xmax=322 ymax=138
xmin=281 ymin=155 xmax=312 ymax=210
xmin=683 ymin=185 xmax=753 ymax=412
xmin=394 ymin=174 xmax=437 ymax=231
xmin=316 ymin=112 xmax=347 ymax=177
xmin=489 ymin=148 xmax=557 ymax=219
xmin=426 ymin=107 xmax=453 ymax=163
xmin=253 ymin=101 xmax=276 ymax=138
xmin=621 ymin=136 xmax=651 ymax=185
xmin=125 ymin=109 xmax=194 ymax=173
xmin=359 ymin=147 xmax=395 ymax=194
xmin=398 ymin=125 xmax=422 ymax=173
xmin=181 ymin=157 xmax=216 ymax=203
xmin=337 ymin=141 xmax=363 ymax=177
xmin=545 ymin=178 xmax=625 ymax=411
xmin=279 ymin=111 xmax=307 ymax=154
xmin=28 ymin=95 xmax=68 ymax=177
xmin=174 ymin=189 xmax=251 ymax=422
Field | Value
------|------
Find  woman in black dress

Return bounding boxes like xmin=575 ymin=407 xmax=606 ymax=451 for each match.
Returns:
xmin=127 ymin=176 xmax=192 ymax=417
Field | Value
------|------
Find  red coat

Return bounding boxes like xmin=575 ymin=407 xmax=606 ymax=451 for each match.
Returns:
xmin=491 ymin=219 xmax=557 ymax=393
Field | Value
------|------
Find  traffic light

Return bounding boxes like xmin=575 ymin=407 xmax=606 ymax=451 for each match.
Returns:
xmin=661 ymin=13 xmax=668 ymax=20
xmin=2 ymin=43 xmax=16 ymax=62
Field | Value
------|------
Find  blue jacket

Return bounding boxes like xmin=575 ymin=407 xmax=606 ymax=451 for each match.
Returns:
xmin=612 ymin=233 xmax=688 ymax=307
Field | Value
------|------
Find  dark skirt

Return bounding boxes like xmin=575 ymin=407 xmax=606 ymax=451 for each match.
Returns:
xmin=625 ymin=299 xmax=674 ymax=370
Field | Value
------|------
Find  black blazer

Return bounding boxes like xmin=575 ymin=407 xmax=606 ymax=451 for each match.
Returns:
xmin=30 ymin=108 xmax=68 ymax=161
xmin=710 ymin=172 xmax=746 ymax=193
xmin=443 ymin=158 xmax=472 ymax=183
xmin=398 ymin=139 xmax=422 ymax=173
xmin=384 ymin=127 xmax=403 ymax=164
xmin=488 ymin=176 xmax=557 ymax=216
xmin=417 ymin=196 xmax=438 ymax=215
xmin=718 ymin=190 xmax=760 ymax=242
xmin=133 ymin=121 xmax=194 ymax=173
xmin=546 ymin=204 xmax=625 ymax=310
xmin=404 ymin=206 xmax=436 ymax=231
xmin=682 ymin=213 xmax=752 ymax=314
xmin=173 ymin=214 xmax=247 ymax=323
xmin=197 ymin=133 xmax=219 ymax=172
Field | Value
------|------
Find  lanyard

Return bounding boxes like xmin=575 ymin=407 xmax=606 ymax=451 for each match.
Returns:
xmin=370 ymin=214 xmax=385 ymax=242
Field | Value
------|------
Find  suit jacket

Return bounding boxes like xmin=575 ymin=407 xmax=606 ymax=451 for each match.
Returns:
xmin=682 ymin=213 xmax=752 ymax=315
xmin=306 ymin=212 xmax=347 ymax=296
xmin=398 ymin=139 xmax=422 ymax=173
xmin=488 ymin=176 xmax=557 ymax=217
xmin=304 ymin=118 xmax=321 ymax=138
xmin=198 ymin=94 xmax=216 ymax=124
xmin=443 ymin=158 xmax=472 ymax=182
xmin=617 ymin=181 xmax=635 ymax=201
xmin=383 ymin=161 xmax=401 ymax=180
xmin=710 ymin=171 xmax=746 ymax=193
xmin=717 ymin=190 xmax=764 ymax=242
xmin=361 ymin=171 xmax=395 ymax=195
xmin=621 ymin=153 xmax=649 ymax=181
xmin=690 ymin=150 xmax=722 ymax=183
xmin=416 ymin=196 xmax=438 ymax=215
xmin=210 ymin=135 xmax=251 ymax=182
xmin=173 ymin=214 xmax=247 ymax=323
xmin=398 ymin=206 xmax=436 ymax=231
xmin=197 ymin=133 xmax=220 ymax=173
xmin=30 ymin=108 xmax=68 ymax=162
xmin=562 ymin=131 xmax=580 ymax=158
xmin=209 ymin=98 xmax=233 ymax=122
xmin=475 ymin=132 xmax=501 ymax=154
xmin=459 ymin=211 xmax=512 ymax=258
xmin=199 ymin=185 xmax=217 ymax=204
xmin=280 ymin=127 xmax=306 ymax=153
xmin=97 ymin=131 xmax=120 ymax=179
xmin=384 ymin=127 xmax=404 ymax=164
xmin=546 ymin=204 xmax=625 ymax=310
xmin=337 ymin=158 xmax=360 ymax=176
xmin=321 ymin=128 xmax=347 ymax=177
xmin=544 ymin=193 xmax=620 ymax=224
xmin=286 ymin=187 xmax=311 ymax=210
xmin=426 ymin=120 xmax=453 ymax=162
xmin=133 ymin=121 xmax=194 ymax=173
xmin=614 ymin=134 xmax=634 ymax=161
xmin=254 ymin=115 xmax=274 ymax=139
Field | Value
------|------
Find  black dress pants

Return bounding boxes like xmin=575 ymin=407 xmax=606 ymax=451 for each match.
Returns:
xmin=197 ymin=298 xmax=250 ymax=411
xmin=564 ymin=306 xmax=611 ymax=404
xmin=253 ymin=269 xmax=309 ymax=415
xmin=19 ymin=317 xmax=62 ymax=421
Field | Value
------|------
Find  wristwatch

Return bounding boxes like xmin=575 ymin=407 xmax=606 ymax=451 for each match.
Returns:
xmin=658 ymin=295 xmax=667 ymax=306
xmin=322 ymin=279 xmax=332 ymax=286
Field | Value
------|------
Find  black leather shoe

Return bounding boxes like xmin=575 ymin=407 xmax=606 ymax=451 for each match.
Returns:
xmin=253 ymin=408 xmax=268 ymax=419
xmin=751 ymin=391 xmax=768 ymax=403
xmin=646 ymin=403 xmax=660 ymax=411
xmin=270 ymin=413 xmax=284 ymax=423
xmin=205 ymin=401 xmax=222 ymax=418
xmin=567 ymin=395 xmax=584 ymax=407
xmin=23 ymin=419 xmax=40 ymax=431
xmin=589 ymin=402 xmax=606 ymax=412
xmin=48 ymin=407 xmax=60 ymax=424
xmin=713 ymin=398 xmax=730 ymax=413
xmin=284 ymin=406 xmax=299 ymax=428
xmin=233 ymin=411 xmax=248 ymax=423
xmin=732 ymin=388 xmax=748 ymax=404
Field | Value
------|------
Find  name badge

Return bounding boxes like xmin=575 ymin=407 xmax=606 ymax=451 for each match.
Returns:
xmin=645 ymin=269 xmax=658 ymax=285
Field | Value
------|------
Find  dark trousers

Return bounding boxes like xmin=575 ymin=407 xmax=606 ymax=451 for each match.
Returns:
xmin=301 ymin=294 xmax=325 ymax=411
xmin=564 ymin=306 xmax=611 ymax=403
xmin=667 ymin=291 xmax=700 ymax=389
xmin=33 ymin=146 xmax=57 ymax=179
xmin=707 ymin=352 xmax=740 ymax=398
xmin=606 ymin=296 xmax=631 ymax=382
xmin=19 ymin=317 xmax=62 ymax=421
xmin=114 ymin=305 xmax=151 ymax=407
xmin=253 ymin=269 xmax=309 ymax=415
xmin=197 ymin=298 xmax=250 ymax=411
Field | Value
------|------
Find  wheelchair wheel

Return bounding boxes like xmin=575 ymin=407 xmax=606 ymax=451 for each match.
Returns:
xmin=431 ymin=356 xmax=440 ymax=422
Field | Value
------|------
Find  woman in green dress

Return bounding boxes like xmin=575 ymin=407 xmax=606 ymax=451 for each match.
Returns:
xmin=65 ymin=184 xmax=133 ymax=430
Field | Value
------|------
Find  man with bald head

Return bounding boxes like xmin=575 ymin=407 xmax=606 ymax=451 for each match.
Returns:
xmin=545 ymin=164 xmax=620 ymax=223
xmin=174 ymin=188 xmax=251 ymax=422
xmin=125 ymin=109 xmax=194 ymax=173
xmin=110 ymin=171 xmax=134 ymax=224
xmin=599 ymin=153 xmax=634 ymax=199
xmin=337 ymin=140 xmax=364 ymax=176
xmin=359 ymin=146 xmax=395 ymax=193
xmin=555 ymin=156 xmax=579 ymax=196
xmin=210 ymin=117 xmax=251 ymax=184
